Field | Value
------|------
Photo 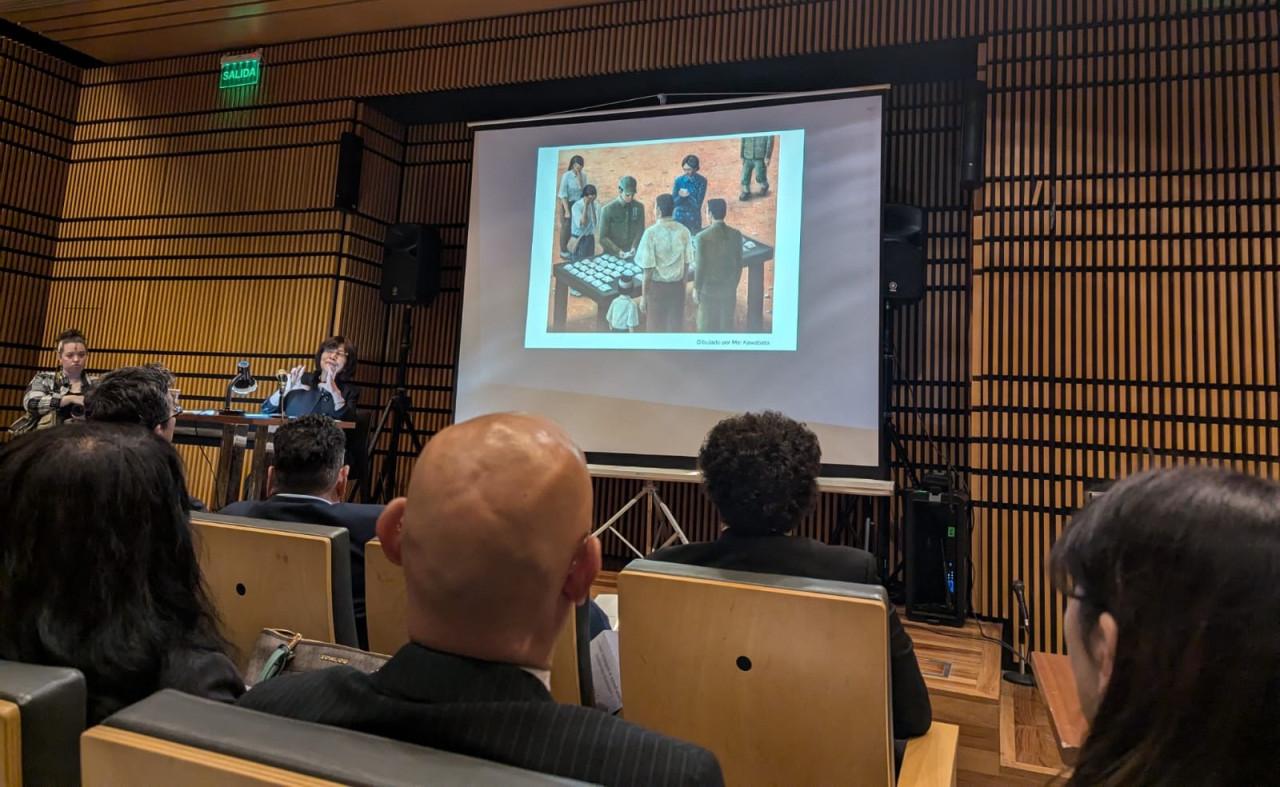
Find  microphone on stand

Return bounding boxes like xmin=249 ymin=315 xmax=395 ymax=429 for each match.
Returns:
xmin=1013 ymin=580 xmax=1032 ymax=634
xmin=1002 ymin=578 xmax=1037 ymax=686
xmin=275 ymin=369 xmax=289 ymax=388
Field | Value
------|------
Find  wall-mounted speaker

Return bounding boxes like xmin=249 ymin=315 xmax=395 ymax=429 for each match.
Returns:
xmin=960 ymin=80 xmax=987 ymax=190
xmin=335 ymin=131 xmax=364 ymax=212
xmin=882 ymin=203 xmax=925 ymax=303
xmin=381 ymin=223 xmax=442 ymax=306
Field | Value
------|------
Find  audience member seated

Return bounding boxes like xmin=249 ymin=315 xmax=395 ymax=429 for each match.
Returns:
xmin=85 ymin=363 xmax=206 ymax=510
xmin=1051 ymin=466 xmax=1280 ymax=786
xmin=238 ymin=413 xmax=724 ymax=786
xmin=0 ymin=423 xmax=244 ymax=724
xmin=220 ymin=414 xmax=380 ymax=648
xmin=649 ymin=411 xmax=932 ymax=739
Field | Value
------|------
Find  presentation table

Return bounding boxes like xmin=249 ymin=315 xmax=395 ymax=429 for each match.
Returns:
xmin=552 ymin=234 xmax=775 ymax=332
xmin=174 ymin=413 xmax=354 ymax=511
xmin=588 ymin=464 xmax=893 ymax=557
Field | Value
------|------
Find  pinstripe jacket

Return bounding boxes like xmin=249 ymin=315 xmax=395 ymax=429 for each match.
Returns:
xmin=237 ymin=642 xmax=724 ymax=787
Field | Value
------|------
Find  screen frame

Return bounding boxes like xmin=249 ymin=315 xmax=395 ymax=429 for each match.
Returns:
xmin=457 ymin=86 xmax=893 ymax=480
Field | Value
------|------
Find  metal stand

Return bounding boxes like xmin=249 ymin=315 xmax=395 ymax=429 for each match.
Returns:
xmin=368 ymin=308 xmax=425 ymax=504
xmin=591 ymin=480 xmax=689 ymax=559
xmin=1002 ymin=620 xmax=1037 ymax=686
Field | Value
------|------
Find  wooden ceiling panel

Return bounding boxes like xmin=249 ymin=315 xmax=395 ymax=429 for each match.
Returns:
xmin=0 ymin=0 xmax=607 ymax=63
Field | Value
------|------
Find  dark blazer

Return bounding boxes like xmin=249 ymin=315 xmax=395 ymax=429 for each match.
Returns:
xmin=648 ymin=531 xmax=933 ymax=739
xmin=218 ymin=495 xmax=380 ymax=649
xmin=238 ymin=643 xmax=724 ymax=786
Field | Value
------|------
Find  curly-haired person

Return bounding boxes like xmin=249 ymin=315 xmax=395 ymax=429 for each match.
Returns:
xmin=649 ymin=411 xmax=932 ymax=752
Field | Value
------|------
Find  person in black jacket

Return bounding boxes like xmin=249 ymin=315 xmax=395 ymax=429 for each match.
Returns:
xmin=649 ymin=410 xmax=933 ymax=740
xmin=220 ymin=414 xmax=380 ymax=648
xmin=263 ymin=336 xmax=359 ymax=421
xmin=238 ymin=413 xmax=723 ymax=787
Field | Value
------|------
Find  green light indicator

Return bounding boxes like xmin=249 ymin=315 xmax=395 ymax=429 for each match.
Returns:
xmin=219 ymin=52 xmax=261 ymax=90
xmin=947 ymin=526 xmax=956 ymax=538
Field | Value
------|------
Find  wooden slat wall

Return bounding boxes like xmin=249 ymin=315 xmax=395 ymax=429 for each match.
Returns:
xmin=976 ymin=2 xmax=1280 ymax=652
xmin=45 ymin=91 xmax=403 ymax=502
xmin=0 ymin=36 xmax=79 ymax=427
xmin=3 ymin=0 xmax=1277 ymax=651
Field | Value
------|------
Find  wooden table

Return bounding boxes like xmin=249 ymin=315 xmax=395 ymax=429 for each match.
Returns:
xmin=1030 ymin=651 xmax=1087 ymax=765
xmin=175 ymin=413 xmax=353 ymax=510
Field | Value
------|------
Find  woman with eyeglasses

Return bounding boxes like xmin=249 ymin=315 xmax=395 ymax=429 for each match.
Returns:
xmin=263 ymin=336 xmax=360 ymax=421
xmin=1051 ymin=465 xmax=1280 ymax=786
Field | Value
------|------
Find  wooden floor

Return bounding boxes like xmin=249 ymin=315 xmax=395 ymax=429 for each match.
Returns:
xmin=596 ymin=571 xmax=1070 ymax=785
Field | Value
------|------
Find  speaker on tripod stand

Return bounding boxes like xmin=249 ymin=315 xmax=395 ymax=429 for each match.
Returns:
xmin=365 ymin=223 xmax=442 ymax=504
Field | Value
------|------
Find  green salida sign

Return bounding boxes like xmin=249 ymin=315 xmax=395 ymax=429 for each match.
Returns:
xmin=220 ymin=51 xmax=261 ymax=89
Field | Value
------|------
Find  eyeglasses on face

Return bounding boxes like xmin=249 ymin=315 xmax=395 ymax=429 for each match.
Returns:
xmin=322 ymin=348 xmax=349 ymax=358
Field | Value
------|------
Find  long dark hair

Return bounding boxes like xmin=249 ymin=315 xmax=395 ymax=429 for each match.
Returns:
xmin=1051 ymin=466 xmax=1280 ymax=786
xmin=309 ymin=335 xmax=358 ymax=386
xmin=0 ymin=423 xmax=230 ymax=723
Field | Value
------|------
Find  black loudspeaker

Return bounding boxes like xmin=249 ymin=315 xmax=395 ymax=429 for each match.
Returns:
xmin=904 ymin=489 xmax=970 ymax=628
xmin=335 ymin=131 xmax=364 ymax=212
xmin=960 ymin=80 xmax=987 ymax=190
xmin=882 ymin=203 xmax=925 ymax=302
xmin=381 ymin=223 xmax=442 ymax=306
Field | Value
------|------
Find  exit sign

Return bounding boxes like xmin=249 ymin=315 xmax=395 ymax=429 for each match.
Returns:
xmin=220 ymin=51 xmax=261 ymax=89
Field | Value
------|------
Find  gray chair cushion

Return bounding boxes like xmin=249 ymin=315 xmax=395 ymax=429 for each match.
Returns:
xmin=104 ymin=690 xmax=591 ymax=786
xmin=623 ymin=558 xmax=890 ymax=604
xmin=195 ymin=512 xmax=359 ymax=647
xmin=0 ymin=660 xmax=87 ymax=787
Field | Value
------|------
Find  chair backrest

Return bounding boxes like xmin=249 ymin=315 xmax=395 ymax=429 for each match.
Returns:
xmin=191 ymin=512 xmax=359 ymax=671
xmin=0 ymin=660 xmax=87 ymax=787
xmin=618 ymin=559 xmax=896 ymax=787
xmin=362 ymin=540 xmax=593 ymax=705
xmin=81 ymin=690 xmax=588 ymax=786
xmin=548 ymin=602 xmax=594 ymax=707
xmin=364 ymin=538 xmax=409 ymax=656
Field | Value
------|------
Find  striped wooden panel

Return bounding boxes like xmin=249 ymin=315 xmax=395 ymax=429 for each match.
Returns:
xmin=0 ymin=0 xmax=611 ymax=63
xmin=2 ymin=0 xmax=1276 ymax=654
xmin=0 ymin=35 xmax=79 ymax=427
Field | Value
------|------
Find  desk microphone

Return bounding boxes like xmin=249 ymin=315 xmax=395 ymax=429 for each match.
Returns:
xmin=275 ymin=369 xmax=289 ymax=387
xmin=1003 ymin=579 xmax=1037 ymax=686
xmin=1012 ymin=580 xmax=1032 ymax=634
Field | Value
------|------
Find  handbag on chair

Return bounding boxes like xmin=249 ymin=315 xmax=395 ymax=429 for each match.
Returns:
xmin=245 ymin=628 xmax=389 ymax=688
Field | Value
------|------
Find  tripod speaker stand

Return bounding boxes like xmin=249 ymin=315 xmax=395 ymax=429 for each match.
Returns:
xmin=592 ymin=480 xmax=690 ymax=559
xmin=367 ymin=308 xmax=425 ymax=504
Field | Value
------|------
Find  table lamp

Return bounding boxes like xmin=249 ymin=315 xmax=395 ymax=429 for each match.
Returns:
xmin=221 ymin=360 xmax=259 ymax=414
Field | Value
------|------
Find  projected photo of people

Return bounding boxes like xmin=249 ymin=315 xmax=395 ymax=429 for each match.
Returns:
xmin=542 ymin=134 xmax=787 ymax=342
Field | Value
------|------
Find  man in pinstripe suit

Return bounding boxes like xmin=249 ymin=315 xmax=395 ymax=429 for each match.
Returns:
xmin=238 ymin=413 xmax=724 ymax=787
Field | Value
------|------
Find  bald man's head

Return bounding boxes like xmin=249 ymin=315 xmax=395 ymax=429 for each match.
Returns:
xmin=375 ymin=413 xmax=601 ymax=668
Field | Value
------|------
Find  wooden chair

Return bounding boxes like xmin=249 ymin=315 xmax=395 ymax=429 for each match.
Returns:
xmin=364 ymin=538 xmax=409 ymax=657
xmin=80 ymin=690 xmax=587 ymax=786
xmin=618 ymin=559 xmax=960 ymax=787
xmin=363 ymin=539 xmax=594 ymax=705
xmin=191 ymin=513 xmax=359 ymax=673
xmin=0 ymin=660 xmax=87 ymax=787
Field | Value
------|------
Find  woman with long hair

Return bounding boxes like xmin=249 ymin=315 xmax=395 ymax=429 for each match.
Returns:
xmin=1052 ymin=465 xmax=1280 ymax=786
xmin=11 ymin=328 xmax=95 ymax=433
xmin=0 ymin=423 xmax=243 ymax=723
xmin=263 ymin=335 xmax=359 ymax=421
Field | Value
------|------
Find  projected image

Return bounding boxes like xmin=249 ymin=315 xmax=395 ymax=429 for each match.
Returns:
xmin=526 ymin=131 xmax=803 ymax=351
